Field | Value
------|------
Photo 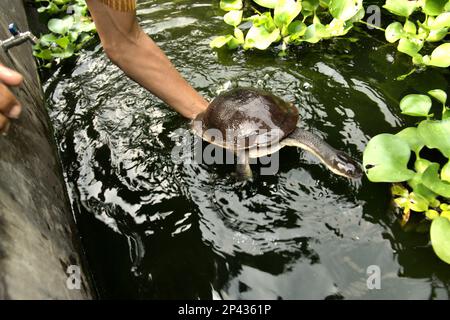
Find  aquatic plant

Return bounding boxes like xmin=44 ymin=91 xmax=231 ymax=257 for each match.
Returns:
xmin=33 ymin=0 xmax=96 ymax=67
xmin=363 ymin=89 xmax=450 ymax=264
xmin=211 ymin=0 xmax=450 ymax=67
xmin=383 ymin=0 xmax=450 ymax=68
xmin=210 ymin=0 xmax=365 ymax=54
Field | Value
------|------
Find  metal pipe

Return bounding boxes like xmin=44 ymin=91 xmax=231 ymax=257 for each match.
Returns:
xmin=0 ymin=23 xmax=38 ymax=52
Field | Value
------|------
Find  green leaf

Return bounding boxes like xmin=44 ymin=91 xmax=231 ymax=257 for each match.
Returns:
xmin=224 ymin=10 xmax=243 ymax=27
xmin=78 ymin=32 xmax=92 ymax=44
xmin=210 ymin=35 xmax=233 ymax=48
xmin=302 ymin=0 xmax=320 ymax=12
xmin=326 ymin=19 xmax=353 ymax=36
xmin=426 ymin=209 xmax=440 ymax=220
xmin=33 ymin=48 xmax=53 ymax=60
xmin=320 ymin=0 xmax=331 ymax=7
xmin=422 ymin=163 xmax=450 ymax=197
xmin=252 ymin=12 xmax=277 ymax=30
xmin=426 ymin=43 xmax=450 ymax=68
xmin=430 ymin=12 xmax=450 ymax=29
xmin=418 ymin=119 xmax=450 ymax=158
xmin=288 ymin=20 xmax=307 ymax=35
xmin=227 ymin=36 xmax=241 ymax=49
xmin=397 ymin=37 xmax=424 ymax=57
xmin=234 ymin=28 xmax=245 ymax=43
xmin=220 ymin=0 xmax=243 ymax=11
xmin=329 ymin=0 xmax=363 ymax=21
xmin=363 ymin=133 xmax=415 ymax=182
xmin=417 ymin=24 xmax=429 ymax=38
xmin=303 ymin=19 xmax=329 ymax=43
xmin=399 ymin=94 xmax=432 ymax=117
xmin=403 ymin=20 xmax=416 ymax=34
xmin=396 ymin=127 xmax=425 ymax=153
xmin=409 ymin=192 xmax=429 ymax=212
xmin=48 ymin=16 xmax=74 ymax=35
xmin=37 ymin=2 xmax=62 ymax=15
xmin=39 ymin=33 xmax=58 ymax=47
xmin=412 ymin=181 xmax=438 ymax=202
xmin=253 ymin=0 xmax=278 ymax=8
xmin=407 ymin=162 xmax=438 ymax=202
xmin=301 ymin=9 xmax=314 ymax=19
xmin=348 ymin=7 xmax=365 ymax=22
xmin=444 ymin=108 xmax=450 ymax=120
xmin=385 ymin=22 xmax=404 ymax=43
xmin=53 ymin=0 xmax=71 ymax=5
xmin=55 ymin=36 xmax=70 ymax=49
xmin=442 ymin=161 xmax=450 ymax=182
xmin=426 ymin=28 xmax=448 ymax=42
xmin=430 ymin=217 xmax=450 ymax=264
xmin=415 ymin=158 xmax=433 ymax=173
xmin=392 ymin=183 xmax=409 ymax=197
xmin=51 ymin=43 xmax=75 ymax=59
xmin=412 ymin=54 xmax=424 ymax=65
xmin=244 ymin=24 xmax=280 ymax=49
xmin=72 ymin=20 xmax=96 ymax=33
xmin=422 ymin=0 xmax=447 ymax=16
xmin=428 ymin=89 xmax=447 ymax=105
xmin=383 ymin=0 xmax=416 ymax=17
xmin=274 ymin=0 xmax=302 ymax=28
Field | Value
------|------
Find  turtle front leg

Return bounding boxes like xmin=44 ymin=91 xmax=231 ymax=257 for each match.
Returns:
xmin=235 ymin=150 xmax=253 ymax=180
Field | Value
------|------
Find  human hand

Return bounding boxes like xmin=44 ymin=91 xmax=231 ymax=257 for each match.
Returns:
xmin=0 ymin=63 xmax=23 ymax=135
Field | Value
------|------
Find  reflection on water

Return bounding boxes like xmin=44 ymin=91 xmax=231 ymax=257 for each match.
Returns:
xmin=45 ymin=0 xmax=450 ymax=299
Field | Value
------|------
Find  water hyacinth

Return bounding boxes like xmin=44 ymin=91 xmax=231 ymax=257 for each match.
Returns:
xmin=383 ymin=0 xmax=450 ymax=68
xmin=363 ymin=89 xmax=450 ymax=264
xmin=211 ymin=0 xmax=450 ymax=69
xmin=33 ymin=0 xmax=96 ymax=67
xmin=210 ymin=0 xmax=365 ymax=54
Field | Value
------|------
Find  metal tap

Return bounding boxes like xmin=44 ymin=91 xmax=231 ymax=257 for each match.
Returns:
xmin=0 ymin=23 xmax=38 ymax=52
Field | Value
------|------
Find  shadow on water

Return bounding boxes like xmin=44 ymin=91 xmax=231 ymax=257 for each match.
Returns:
xmin=44 ymin=0 xmax=450 ymax=299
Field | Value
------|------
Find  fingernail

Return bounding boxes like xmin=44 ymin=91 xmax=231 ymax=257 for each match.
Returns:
xmin=0 ymin=65 xmax=22 ymax=84
xmin=8 ymin=104 xmax=21 ymax=119
xmin=0 ymin=65 xmax=15 ymax=77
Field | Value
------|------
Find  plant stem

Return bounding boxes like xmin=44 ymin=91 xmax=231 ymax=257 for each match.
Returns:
xmin=396 ymin=68 xmax=417 ymax=81
xmin=357 ymin=20 xmax=386 ymax=32
xmin=250 ymin=6 xmax=262 ymax=15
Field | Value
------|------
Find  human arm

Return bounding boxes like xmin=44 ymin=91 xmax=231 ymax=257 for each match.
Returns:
xmin=85 ymin=0 xmax=208 ymax=119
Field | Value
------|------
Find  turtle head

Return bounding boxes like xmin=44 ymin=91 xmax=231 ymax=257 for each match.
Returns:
xmin=330 ymin=151 xmax=364 ymax=179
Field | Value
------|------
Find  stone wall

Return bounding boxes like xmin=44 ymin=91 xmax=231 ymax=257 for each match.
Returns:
xmin=0 ymin=0 xmax=94 ymax=299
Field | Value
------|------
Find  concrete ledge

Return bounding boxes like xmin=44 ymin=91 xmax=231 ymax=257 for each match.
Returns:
xmin=0 ymin=1 xmax=94 ymax=299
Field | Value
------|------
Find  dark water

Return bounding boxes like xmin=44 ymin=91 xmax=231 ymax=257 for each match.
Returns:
xmin=45 ymin=0 xmax=450 ymax=299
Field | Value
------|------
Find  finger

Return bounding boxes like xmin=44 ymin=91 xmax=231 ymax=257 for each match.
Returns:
xmin=7 ymin=104 xmax=22 ymax=119
xmin=0 ymin=82 xmax=21 ymax=118
xmin=0 ymin=64 xmax=23 ymax=86
xmin=0 ymin=114 xmax=10 ymax=135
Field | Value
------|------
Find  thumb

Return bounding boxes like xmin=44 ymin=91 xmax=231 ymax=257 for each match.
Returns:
xmin=0 ymin=64 xmax=23 ymax=86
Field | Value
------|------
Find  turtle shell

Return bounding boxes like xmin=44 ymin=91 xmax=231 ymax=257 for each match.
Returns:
xmin=192 ymin=87 xmax=299 ymax=151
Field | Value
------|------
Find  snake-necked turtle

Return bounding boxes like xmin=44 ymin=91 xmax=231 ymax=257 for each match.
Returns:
xmin=192 ymin=87 xmax=363 ymax=179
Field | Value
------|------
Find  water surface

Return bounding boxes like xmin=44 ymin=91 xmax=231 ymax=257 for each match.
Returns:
xmin=45 ymin=0 xmax=450 ymax=299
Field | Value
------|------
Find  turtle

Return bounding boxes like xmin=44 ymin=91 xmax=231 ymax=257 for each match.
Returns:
xmin=191 ymin=87 xmax=363 ymax=179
